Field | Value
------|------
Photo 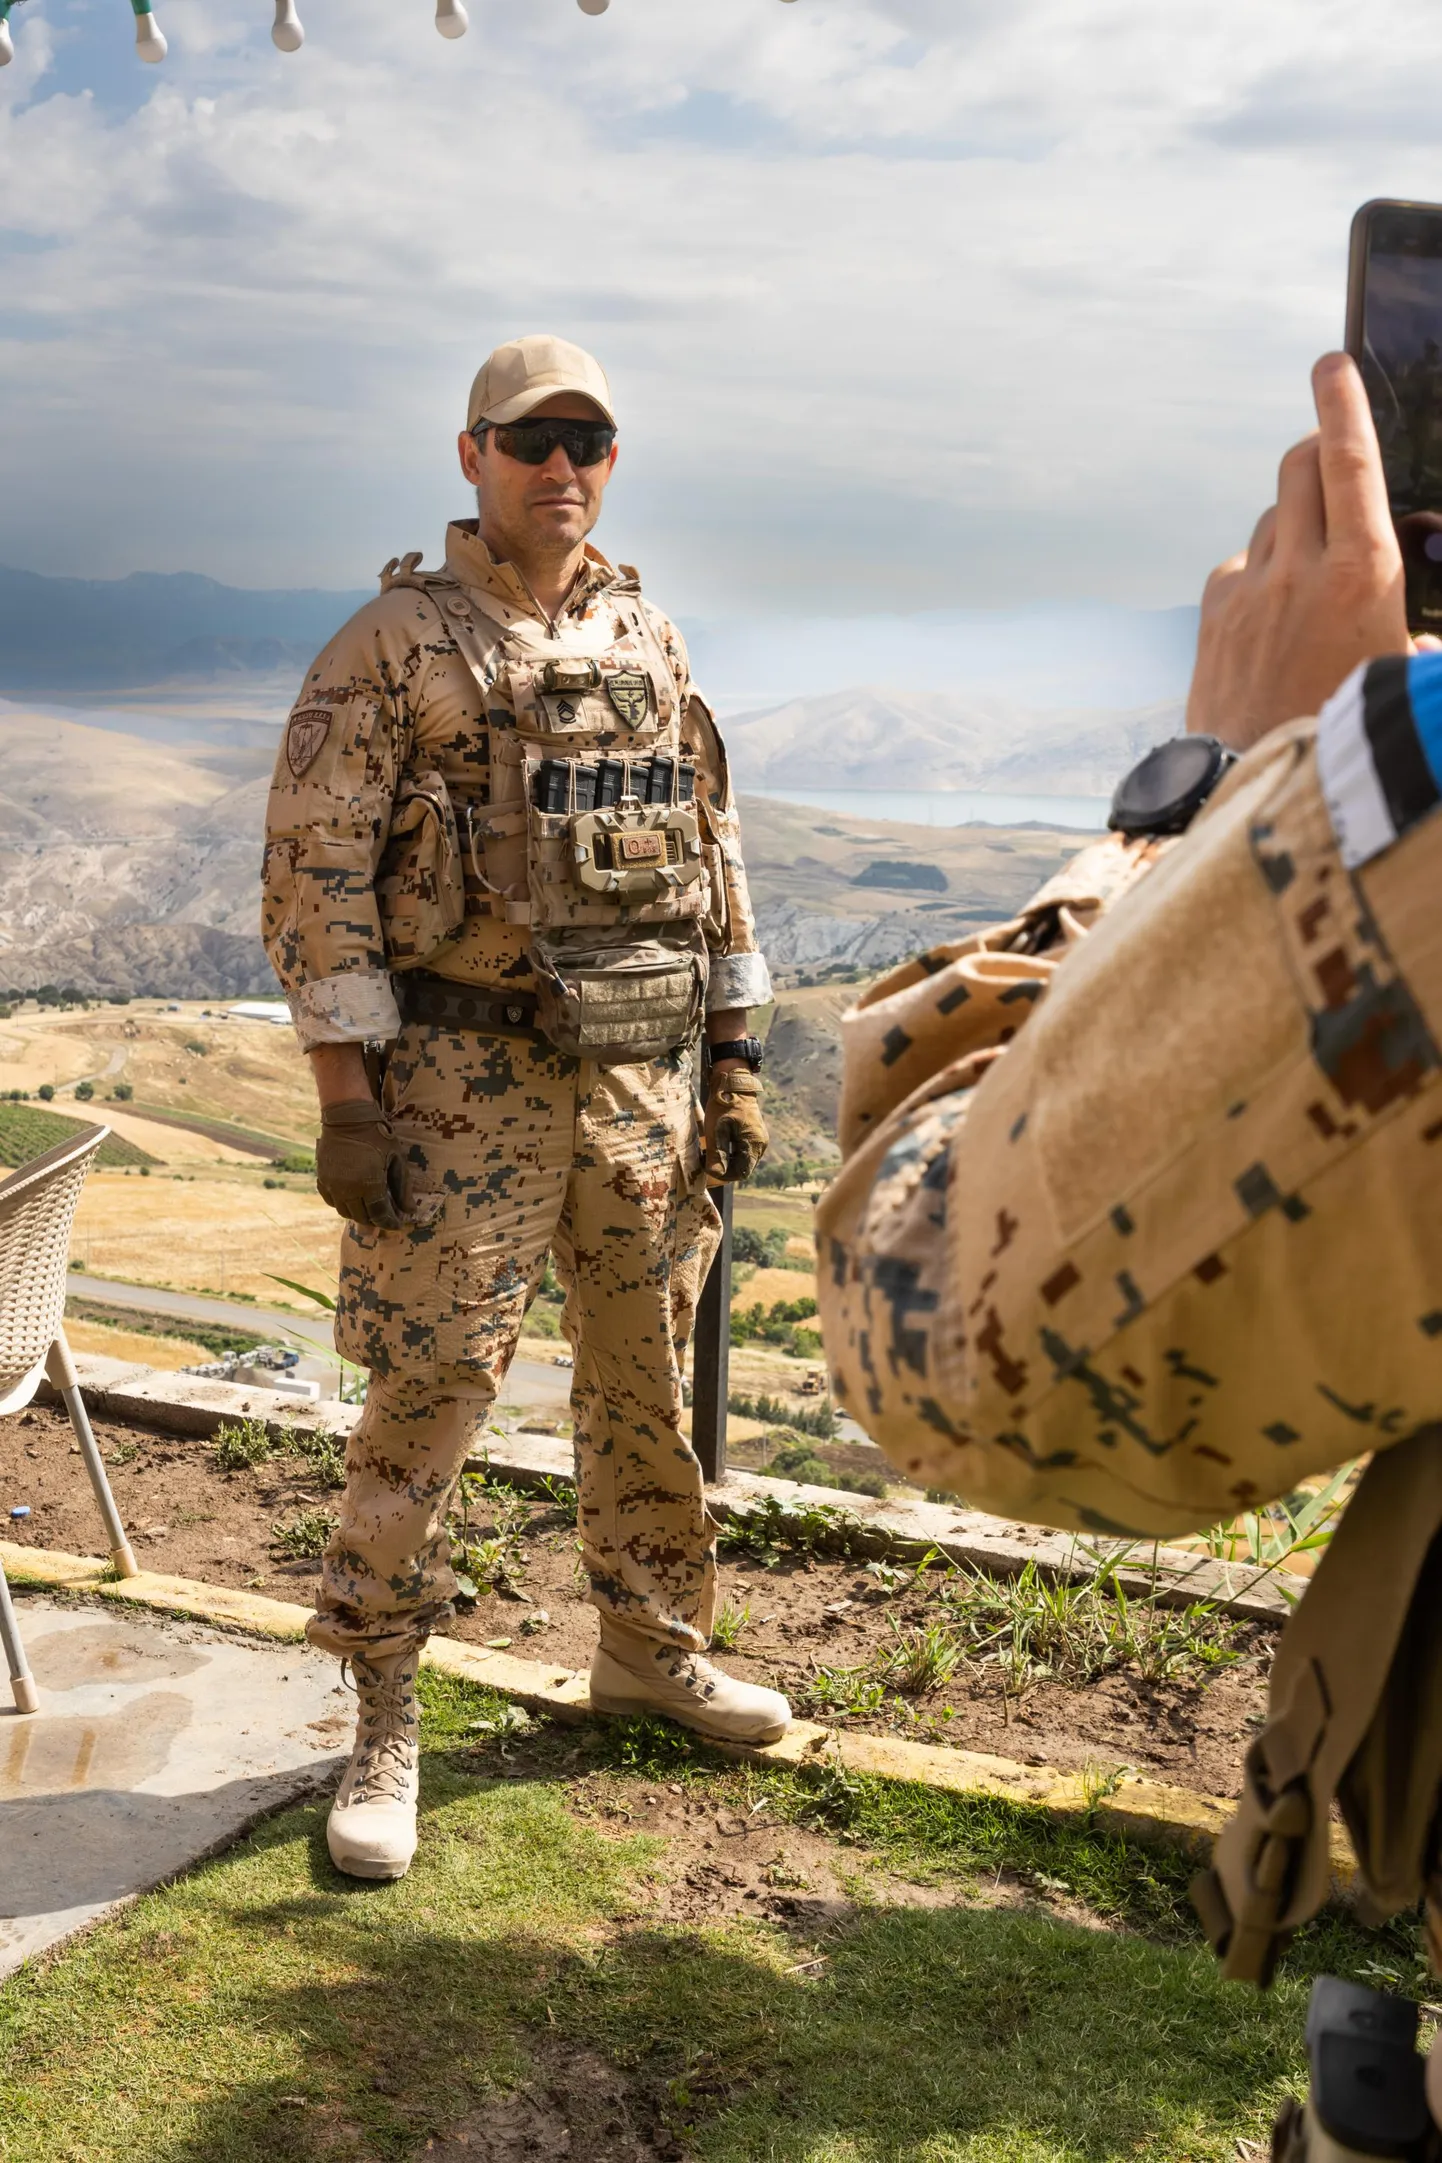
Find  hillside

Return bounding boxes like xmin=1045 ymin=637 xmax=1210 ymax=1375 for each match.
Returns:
xmin=0 ymin=705 xmax=1088 ymax=998
xmin=0 ymin=565 xmax=369 ymax=693
xmin=723 ymin=688 xmax=1178 ymax=796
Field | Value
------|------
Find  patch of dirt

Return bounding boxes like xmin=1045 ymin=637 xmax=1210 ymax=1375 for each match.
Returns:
xmin=1 ymin=1403 xmax=1272 ymax=1797
xmin=428 ymin=2037 xmax=689 ymax=2161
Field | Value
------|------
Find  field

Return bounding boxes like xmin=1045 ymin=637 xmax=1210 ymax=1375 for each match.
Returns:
xmin=0 ymin=1000 xmax=832 ymax=1338
xmin=0 ymin=1101 xmax=158 ymax=1170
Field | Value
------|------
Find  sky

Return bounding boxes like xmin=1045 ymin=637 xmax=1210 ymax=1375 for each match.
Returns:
xmin=6 ymin=0 xmax=1442 ymax=619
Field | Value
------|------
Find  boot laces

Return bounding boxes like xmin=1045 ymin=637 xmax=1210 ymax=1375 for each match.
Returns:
xmin=342 ymin=1658 xmax=419 ymax=1805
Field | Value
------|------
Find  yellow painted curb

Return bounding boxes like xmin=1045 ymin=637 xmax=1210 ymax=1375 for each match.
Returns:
xmin=3 ymin=1539 xmax=1345 ymax=1875
xmin=1 ymin=1541 xmax=108 ymax=1590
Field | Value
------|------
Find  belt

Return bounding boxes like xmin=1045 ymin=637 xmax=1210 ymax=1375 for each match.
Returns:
xmin=397 ymin=973 xmax=539 ymax=1035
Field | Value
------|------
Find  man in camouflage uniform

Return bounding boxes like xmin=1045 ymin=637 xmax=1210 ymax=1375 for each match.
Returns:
xmin=817 ymin=354 xmax=1442 ymax=2151
xmin=264 ymin=335 xmax=786 ymax=1881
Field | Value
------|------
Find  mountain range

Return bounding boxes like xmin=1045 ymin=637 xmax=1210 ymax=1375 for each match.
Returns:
xmin=0 ymin=563 xmax=1193 ymax=996
xmin=0 ymin=564 xmax=1197 ymax=716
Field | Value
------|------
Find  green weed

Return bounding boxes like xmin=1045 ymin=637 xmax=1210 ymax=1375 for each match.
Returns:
xmin=720 ymin=1491 xmax=868 ymax=1567
xmin=213 ymin=1417 xmax=276 ymax=1472
xmin=289 ymin=1426 xmax=347 ymax=1492
xmin=269 ymin=1507 xmax=337 ymax=1560
xmin=709 ymin=1595 xmax=752 ymax=1650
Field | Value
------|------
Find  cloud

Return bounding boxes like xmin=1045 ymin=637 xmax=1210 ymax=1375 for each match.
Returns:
xmin=4 ymin=0 xmax=1442 ymax=614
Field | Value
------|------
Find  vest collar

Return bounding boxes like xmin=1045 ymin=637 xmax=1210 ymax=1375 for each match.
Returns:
xmin=444 ymin=521 xmax=625 ymax=628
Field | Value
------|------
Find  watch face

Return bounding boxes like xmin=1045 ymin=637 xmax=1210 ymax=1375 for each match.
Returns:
xmin=1110 ymin=736 xmax=1229 ymax=836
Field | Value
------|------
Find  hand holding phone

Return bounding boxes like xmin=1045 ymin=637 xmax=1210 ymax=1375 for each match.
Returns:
xmin=1346 ymin=198 xmax=1442 ymax=634
xmin=1185 ymin=353 xmax=1408 ymax=751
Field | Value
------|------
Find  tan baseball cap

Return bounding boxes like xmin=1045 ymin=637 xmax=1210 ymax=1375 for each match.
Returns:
xmin=466 ymin=335 xmax=615 ymax=431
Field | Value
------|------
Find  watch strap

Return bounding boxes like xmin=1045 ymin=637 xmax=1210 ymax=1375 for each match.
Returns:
xmin=706 ymin=1036 xmax=764 ymax=1070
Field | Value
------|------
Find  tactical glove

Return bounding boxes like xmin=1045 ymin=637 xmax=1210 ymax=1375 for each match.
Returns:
xmin=704 ymin=1068 xmax=769 ymax=1185
xmin=315 ymin=1097 xmax=414 ymax=1229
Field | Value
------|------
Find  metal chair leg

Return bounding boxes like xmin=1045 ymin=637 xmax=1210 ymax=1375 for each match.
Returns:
xmin=44 ymin=1330 xmax=139 ymax=1578
xmin=0 ymin=1558 xmax=39 ymax=1713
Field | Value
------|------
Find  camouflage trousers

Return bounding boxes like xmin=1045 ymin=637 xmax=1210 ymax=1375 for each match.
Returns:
xmin=307 ymin=1021 xmax=722 ymax=1663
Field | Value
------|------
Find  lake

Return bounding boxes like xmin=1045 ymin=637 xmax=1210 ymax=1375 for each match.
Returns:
xmin=745 ymin=786 xmax=1111 ymax=832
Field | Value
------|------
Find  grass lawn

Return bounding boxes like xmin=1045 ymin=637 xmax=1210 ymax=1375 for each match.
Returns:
xmin=0 ymin=1673 xmax=1427 ymax=2163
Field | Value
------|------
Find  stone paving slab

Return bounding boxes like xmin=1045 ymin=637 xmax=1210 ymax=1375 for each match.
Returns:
xmin=0 ymin=1596 xmax=350 ymax=1979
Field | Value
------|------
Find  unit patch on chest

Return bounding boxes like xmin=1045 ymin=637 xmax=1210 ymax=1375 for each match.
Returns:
xmin=286 ymin=707 xmax=333 ymax=777
xmin=605 ymin=671 xmax=650 ymax=727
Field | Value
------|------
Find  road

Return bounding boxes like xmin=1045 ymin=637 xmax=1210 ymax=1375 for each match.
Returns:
xmin=65 ymin=1273 xmax=573 ymax=1410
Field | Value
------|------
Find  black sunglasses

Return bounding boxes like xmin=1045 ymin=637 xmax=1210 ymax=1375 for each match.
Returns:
xmin=473 ymin=416 xmax=616 ymax=468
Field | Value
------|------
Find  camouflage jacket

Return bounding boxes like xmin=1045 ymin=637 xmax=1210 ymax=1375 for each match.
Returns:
xmin=261 ymin=522 xmax=770 ymax=1047
xmin=816 ymin=661 xmax=1442 ymax=1539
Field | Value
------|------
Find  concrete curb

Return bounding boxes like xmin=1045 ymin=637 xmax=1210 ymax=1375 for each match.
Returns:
xmin=44 ymin=1352 xmax=1303 ymax=1625
xmin=4 ymin=1537 xmax=1332 ymax=1875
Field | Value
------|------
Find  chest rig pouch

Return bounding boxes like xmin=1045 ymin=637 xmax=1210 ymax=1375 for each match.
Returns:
xmin=421 ymin=573 xmax=710 ymax=1063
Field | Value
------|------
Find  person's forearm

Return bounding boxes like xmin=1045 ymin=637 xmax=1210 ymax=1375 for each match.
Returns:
xmin=309 ymin=1042 xmax=373 ymax=1110
xmin=706 ymin=1008 xmax=749 ymax=1070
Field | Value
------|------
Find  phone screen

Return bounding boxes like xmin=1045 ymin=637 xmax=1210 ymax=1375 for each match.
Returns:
xmin=1349 ymin=200 xmax=1442 ymax=630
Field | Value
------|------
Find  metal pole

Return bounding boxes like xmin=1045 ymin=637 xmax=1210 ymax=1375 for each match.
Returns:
xmin=691 ymin=1183 xmax=732 ymax=1484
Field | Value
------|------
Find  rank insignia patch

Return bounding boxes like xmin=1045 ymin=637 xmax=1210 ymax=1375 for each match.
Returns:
xmin=605 ymin=671 xmax=650 ymax=727
xmin=286 ymin=707 xmax=332 ymax=777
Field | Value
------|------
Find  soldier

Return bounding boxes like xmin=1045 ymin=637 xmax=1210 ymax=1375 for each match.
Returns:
xmin=816 ymin=352 xmax=1442 ymax=2153
xmin=263 ymin=334 xmax=787 ymax=1883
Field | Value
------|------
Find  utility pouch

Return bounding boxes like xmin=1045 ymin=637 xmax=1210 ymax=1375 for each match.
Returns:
xmin=530 ymin=929 xmax=708 ymax=1063
xmin=523 ymin=753 xmax=705 ymax=930
xmin=375 ymin=770 xmax=466 ymax=967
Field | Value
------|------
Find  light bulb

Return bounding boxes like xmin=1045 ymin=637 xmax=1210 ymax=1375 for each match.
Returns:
xmin=577 ymin=0 xmax=610 ymax=14
xmin=272 ymin=0 xmax=303 ymax=50
xmin=435 ymin=0 xmax=468 ymax=36
xmin=0 ymin=16 xmax=12 ymax=64
xmin=133 ymin=4 xmax=167 ymax=60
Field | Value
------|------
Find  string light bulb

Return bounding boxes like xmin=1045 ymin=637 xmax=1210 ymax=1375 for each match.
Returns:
xmin=131 ymin=0 xmax=167 ymax=61
xmin=272 ymin=0 xmax=303 ymax=50
xmin=435 ymin=0 xmax=468 ymax=36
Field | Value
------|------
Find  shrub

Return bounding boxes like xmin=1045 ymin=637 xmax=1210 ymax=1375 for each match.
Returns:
xmin=274 ymin=1151 xmax=316 ymax=1175
xmin=111 ymin=1082 xmax=133 ymax=1102
xmin=729 ymin=1390 xmax=837 ymax=1440
xmin=37 ymin=1084 xmax=54 ymax=1102
xmin=733 ymin=1225 xmax=789 ymax=1268
xmin=73 ymin=1081 xmax=95 ymax=1102
xmin=184 ymin=1040 xmax=208 ymax=1056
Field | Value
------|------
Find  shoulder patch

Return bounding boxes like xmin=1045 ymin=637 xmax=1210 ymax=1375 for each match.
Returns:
xmin=286 ymin=707 xmax=332 ymax=778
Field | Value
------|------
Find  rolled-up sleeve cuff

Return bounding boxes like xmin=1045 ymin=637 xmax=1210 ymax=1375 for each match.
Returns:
xmin=706 ymin=950 xmax=772 ymax=1013
xmin=286 ymin=971 xmax=401 ymax=1049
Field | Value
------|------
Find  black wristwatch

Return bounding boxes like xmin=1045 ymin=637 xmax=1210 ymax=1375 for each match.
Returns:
xmin=706 ymin=1036 xmax=764 ymax=1072
xmin=1108 ymin=735 xmax=1237 ymax=838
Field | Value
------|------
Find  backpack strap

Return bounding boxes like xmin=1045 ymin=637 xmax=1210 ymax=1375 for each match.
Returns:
xmin=1193 ymin=1425 xmax=1442 ymax=1983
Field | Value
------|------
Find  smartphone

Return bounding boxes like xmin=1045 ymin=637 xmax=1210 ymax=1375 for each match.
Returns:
xmin=1346 ymin=198 xmax=1442 ymax=632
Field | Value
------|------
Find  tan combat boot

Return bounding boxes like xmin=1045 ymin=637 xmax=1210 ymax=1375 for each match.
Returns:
xmin=590 ymin=1621 xmax=791 ymax=1745
xmin=326 ymin=1649 xmax=421 ymax=1881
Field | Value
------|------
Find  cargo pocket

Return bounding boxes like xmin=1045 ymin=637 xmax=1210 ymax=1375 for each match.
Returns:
xmin=335 ymin=1216 xmax=441 ymax=1385
xmin=376 ymin=771 xmax=466 ymax=968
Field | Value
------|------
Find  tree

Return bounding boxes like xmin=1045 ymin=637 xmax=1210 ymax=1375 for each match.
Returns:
xmin=74 ymin=1080 xmax=95 ymax=1102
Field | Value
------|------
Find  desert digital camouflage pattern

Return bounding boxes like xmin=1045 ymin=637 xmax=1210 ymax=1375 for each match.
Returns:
xmin=262 ymin=523 xmax=767 ymax=1659
xmin=262 ymin=520 xmax=769 ymax=1047
xmin=307 ymin=1023 xmax=720 ymax=1660
xmin=817 ymin=661 xmax=1442 ymax=1539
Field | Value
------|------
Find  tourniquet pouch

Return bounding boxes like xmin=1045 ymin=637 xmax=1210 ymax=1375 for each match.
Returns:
xmin=375 ymin=769 xmax=466 ymax=967
xmin=531 ymin=925 xmax=708 ymax=1063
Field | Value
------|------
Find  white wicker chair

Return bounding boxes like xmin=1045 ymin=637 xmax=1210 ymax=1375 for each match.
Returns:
xmin=0 ymin=1124 xmax=138 ymax=1715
